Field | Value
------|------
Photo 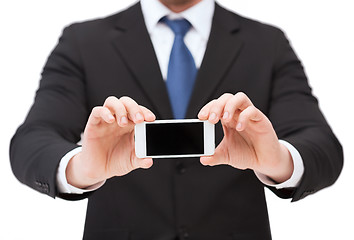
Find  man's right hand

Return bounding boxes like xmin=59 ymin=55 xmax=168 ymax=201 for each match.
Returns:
xmin=66 ymin=96 xmax=155 ymax=189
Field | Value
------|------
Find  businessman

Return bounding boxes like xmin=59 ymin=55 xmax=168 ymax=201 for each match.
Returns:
xmin=10 ymin=0 xmax=343 ymax=239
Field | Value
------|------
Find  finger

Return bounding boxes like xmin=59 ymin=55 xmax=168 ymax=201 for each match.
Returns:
xmin=236 ymin=105 xmax=264 ymax=132
xmin=200 ymin=144 xmax=228 ymax=166
xmin=129 ymin=133 xmax=154 ymax=169
xmin=119 ymin=96 xmax=145 ymax=124
xmin=198 ymin=100 xmax=216 ymax=120
xmin=88 ymin=106 xmax=115 ymax=125
xmin=103 ymin=96 xmax=129 ymax=127
xmin=200 ymin=155 xmax=226 ymax=166
xmin=139 ymin=105 xmax=156 ymax=122
xmin=200 ymin=156 xmax=214 ymax=166
xmin=138 ymin=158 xmax=154 ymax=169
xmin=131 ymin=154 xmax=154 ymax=169
xmin=222 ymin=92 xmax=254 ymax=122
xmin=208 ymin=93 xmax=234 ymax=124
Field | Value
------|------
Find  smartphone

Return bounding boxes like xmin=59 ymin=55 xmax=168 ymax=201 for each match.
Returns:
xmin=135 ymin=119 xmax=215 ymax=158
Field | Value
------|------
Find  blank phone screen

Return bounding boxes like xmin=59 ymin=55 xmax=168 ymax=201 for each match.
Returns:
xmin=146 ymin=122 xmax=204 ymax=156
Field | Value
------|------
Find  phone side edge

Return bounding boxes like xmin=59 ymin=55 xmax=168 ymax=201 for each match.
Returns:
xmin=134 ymin=122 xmax=147 ymax=158
xmin=204 ymin=121 xmax=215 ymax=155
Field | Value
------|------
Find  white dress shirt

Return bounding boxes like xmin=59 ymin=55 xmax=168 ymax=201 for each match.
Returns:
xmin=56 ymin=0 xmax=304 ymax=194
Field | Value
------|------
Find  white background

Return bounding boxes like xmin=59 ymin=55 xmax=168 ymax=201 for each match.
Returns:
xmin=0 ymin=0 xmax=353 ymax=239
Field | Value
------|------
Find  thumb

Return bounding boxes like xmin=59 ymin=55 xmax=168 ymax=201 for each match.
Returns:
xmin=200 ymin=144 xmax=227 ymax=166
xmin=132 ymin=155 xmax=154 ymax=170
xmin=130 ymin=132 xmax=153 ymax=170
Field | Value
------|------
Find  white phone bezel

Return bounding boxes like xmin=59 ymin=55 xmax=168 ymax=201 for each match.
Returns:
xmin=135 ymin=119 xmax=215 ymax=158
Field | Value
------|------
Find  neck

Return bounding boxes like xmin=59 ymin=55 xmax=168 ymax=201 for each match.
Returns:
xmin=159 ymin=0 xmax=202 ymax=13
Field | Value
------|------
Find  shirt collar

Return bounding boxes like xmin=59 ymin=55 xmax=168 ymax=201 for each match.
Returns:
xmin=140 ymin=0 xmax=215 ymax=40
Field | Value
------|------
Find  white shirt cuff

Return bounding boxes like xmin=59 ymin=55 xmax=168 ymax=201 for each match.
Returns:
xmin=56 ymin=147 xmax=105 ymax=194
xmin=254 ymin=140 xmax=304 ymax=189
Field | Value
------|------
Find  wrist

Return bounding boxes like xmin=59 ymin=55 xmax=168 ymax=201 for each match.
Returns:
xmin=256 ymin=143 xmax=294 ymax=184
xmin=66 ymin=152 xmax=104 ymax=189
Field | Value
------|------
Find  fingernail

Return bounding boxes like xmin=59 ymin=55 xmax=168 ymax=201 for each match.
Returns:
xmin=120 ymin=116 xmax=128 ymax=125
xmin=108 ymin=114 xmax=115 ymax=122
xmin=209 ymin=113 xmax=216 ymax=121
xmin=136 ymin=112 xmax=143 ymax=121
xmin=223 ymin=112 xmax=229 ymax=119
xmin=199 ymin=111 xmax=207 ymax=117
xmin=236 ymin=122 xmax=242 ymax=131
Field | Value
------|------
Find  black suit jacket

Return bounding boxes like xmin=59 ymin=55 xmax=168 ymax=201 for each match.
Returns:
xmin=10 ymin=2 xmax=343 ymax=240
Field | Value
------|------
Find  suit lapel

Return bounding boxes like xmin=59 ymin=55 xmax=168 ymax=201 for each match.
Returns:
xmin=186 ymin=4 xmax=244 ymax=118
xmin=111 ymin=3 xmax=173 ymax=119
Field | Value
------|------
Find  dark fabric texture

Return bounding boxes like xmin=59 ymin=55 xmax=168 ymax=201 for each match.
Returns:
xmin=10 ymin=2 xmax=343 ymax=240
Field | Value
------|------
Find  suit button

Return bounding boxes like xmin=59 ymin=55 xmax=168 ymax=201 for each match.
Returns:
xmin=35 ymin=181 xmax=50 ymax=194
xmin=176 ymin=161 xmax=186 ymax=174
xmin=43 ymin=183 xmax=49 ymax=193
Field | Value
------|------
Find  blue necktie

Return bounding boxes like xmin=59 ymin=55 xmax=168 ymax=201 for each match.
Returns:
xmin=162 ymin=17 xmax=197 ymax=119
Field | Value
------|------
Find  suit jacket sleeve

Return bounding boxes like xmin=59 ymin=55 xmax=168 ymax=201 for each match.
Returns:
xmin=267 ymin=29 xmax=343 ymax=201
xmin=10 ymin=25 xmax=90 ymax=199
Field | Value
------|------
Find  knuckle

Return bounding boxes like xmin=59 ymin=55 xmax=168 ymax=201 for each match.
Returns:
xmin=243 ymin=106 xmax=253 ymax=114
xmin=121 ymin=97 xmax=140 ymax=111
xmin=92 ymin=106 xmax=102 ymax=114
xmin=119 ymin=96 xmax=128 ymax=101
xmin=242 ymin=106 xmax=257 ymax=118
xmin=208 ymin=100 xmax=218 ymax=109
xmin=221 ymin=93 xmax=233 ymax=99
xmin=235 ymin=92 xmax=246 ymax=98
xmin=139 ymin=105 xmax=150 ymax=113
xmin=104 ymin=96 xmax=118 ymax=105
xmin=210 ymin=99 xmax=217 ymax=105
xmin=234 ymin=92 xmax=253 ymax=108
xmin=203 ymin=100 xmax=215 ymax=110
xmin=119 ymin=96 xmax=133 ymax=103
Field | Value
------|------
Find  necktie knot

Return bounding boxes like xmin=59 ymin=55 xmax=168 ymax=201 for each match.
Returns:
xmin=161 ymin=17 xmax=191 ymax=37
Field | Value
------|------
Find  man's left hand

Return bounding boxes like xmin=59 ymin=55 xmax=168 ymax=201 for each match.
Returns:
xmin=198 ymin=92 xmax=293 ymax=183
